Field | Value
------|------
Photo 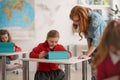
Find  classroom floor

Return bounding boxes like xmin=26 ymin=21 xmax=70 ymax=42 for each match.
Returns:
xmin=5 ymin=64 xmax=92 ymax=80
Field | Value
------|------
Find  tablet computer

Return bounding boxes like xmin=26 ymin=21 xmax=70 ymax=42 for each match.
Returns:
xmin=0 ymin=42 xmax=14 ymax=53
xmin=46 ymin=51 xmax=69 ymax=60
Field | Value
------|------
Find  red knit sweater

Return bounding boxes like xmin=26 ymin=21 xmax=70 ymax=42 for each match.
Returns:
xmin=29 ymin=41 xmax=72 ymax=72
xmin=9 ymin=44 xmax=22 ymax=60
xmin=97 ymin=54 xmax=120 ymax=80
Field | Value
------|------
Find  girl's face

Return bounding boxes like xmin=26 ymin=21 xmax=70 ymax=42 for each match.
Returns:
xmin=47 ymin=37 xmax=59 ymax=49
xmin=0 ymin=34 xmax=9 ymax=42
xmin=72 ymin=15 xmax=79 ymax=25
xmin=110 ymin=46 xmax=120 ymax=57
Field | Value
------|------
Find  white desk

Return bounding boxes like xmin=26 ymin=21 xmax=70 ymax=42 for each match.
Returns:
xmin=21 ymin=57 xmax=91 ymax=80
xmin=0 ymin=52 xmax=27 ymax=80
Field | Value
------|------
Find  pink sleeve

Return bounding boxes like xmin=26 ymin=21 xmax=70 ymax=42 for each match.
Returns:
xmin=14 ymin=44 xmax=22 ymax=52
xmin=9 ymin=44 xmax=22 ymax=60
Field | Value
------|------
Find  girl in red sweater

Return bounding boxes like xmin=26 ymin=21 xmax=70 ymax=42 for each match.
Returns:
xmin=30 ymin=30 xmax=72 ymax=80
xmin=92 ymin=20 xmax=120 ymax=80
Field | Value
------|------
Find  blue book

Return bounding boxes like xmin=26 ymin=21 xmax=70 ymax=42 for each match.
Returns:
xmin=46 ymin=51 xmax=69 ymax=60
xmin=0 ymin=42 xmax=14 ymax=53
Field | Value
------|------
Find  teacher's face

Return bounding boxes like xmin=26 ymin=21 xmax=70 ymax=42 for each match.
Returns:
xmin=72 ymin=16 xmax=79 ymax=25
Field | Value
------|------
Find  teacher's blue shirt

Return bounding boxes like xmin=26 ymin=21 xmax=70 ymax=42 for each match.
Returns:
xmin=85 ymin=10 xmax=106 ymax=46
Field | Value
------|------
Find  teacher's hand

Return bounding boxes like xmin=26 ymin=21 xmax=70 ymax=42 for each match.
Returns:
xmin=78 ymin=54 xmax=88 ymax=59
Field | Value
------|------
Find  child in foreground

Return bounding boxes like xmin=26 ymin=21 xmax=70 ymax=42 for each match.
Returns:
xmin=92 ymin=20 xmax=120 ymax=80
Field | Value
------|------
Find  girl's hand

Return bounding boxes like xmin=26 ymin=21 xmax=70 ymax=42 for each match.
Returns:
xmin=39 ymin=51 xmax=46 ymax=58
xmin=78 ymin=54 xmax=88 ymax=59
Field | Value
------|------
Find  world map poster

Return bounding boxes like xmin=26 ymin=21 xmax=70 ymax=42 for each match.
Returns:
xmin=0 ymin=0 xmax=35 ymax=40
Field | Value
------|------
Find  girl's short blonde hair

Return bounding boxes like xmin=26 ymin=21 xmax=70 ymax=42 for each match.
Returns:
xmin=47 ymin=30 xmax=59 ymax=39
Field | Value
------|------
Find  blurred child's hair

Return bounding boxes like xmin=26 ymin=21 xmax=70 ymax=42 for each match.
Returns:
xmin=47 ymin=30 xmax=59 ymax=39
xmin=0 ymin=29 xmax=12 ymax=42
xmin=92 ymin=20 xmax=120 ymax=68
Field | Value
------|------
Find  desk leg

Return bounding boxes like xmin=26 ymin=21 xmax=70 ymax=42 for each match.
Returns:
xmin=82 ymin=61 xmax=87 ymax=80
xmin=74 ymin=45 xmax=78 ymax=70
xmin=22 ymin=53 xmax=26 ymax=58
xmin=23 ymin=61 xmax=29 ymax=80
xmin=2 ymin=56 xmax=7 ymax=80
xmin=64 ymin=64 xmax=70 ymax=80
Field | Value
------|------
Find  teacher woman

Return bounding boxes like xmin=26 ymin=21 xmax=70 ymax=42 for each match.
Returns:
xmin=69 ymin=5 xmax=106 ymax=80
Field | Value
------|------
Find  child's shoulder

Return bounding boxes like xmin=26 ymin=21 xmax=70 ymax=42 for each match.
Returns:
xmin=37 ymin=41 xmax=49 ymax=47
xmin=54 ymin=44 xmax=66 ymax=50
xmin=56 ymin=44 xmax=64 ymax=47
xmin=98 ymin=54 xmax=112 ymax=66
